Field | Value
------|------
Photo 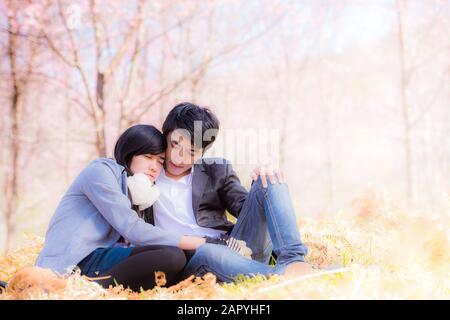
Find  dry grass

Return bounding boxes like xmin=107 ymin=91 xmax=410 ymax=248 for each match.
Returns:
xmin=1 ymin=190 xmax=449 ymax=300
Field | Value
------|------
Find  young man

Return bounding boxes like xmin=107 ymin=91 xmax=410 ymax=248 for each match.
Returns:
xmin=148 ymin=102 xmax=313 ymax=282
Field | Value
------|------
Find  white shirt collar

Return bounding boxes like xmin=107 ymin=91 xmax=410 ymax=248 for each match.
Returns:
xmin=158 ymin=167 xmax=193 ymax=186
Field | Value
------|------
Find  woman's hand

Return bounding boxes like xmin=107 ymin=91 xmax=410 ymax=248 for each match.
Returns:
xmin=205 ymin=234 xmax=253 ymax=259
xmin=250 ymin=164 xmax=286 ymax=188
xmin=177 ymin=235 xmax=253 ymax=260
xmin=178 ymin=235 xmax=207 ymax=250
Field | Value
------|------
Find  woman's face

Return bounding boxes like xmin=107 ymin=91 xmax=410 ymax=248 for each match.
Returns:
xmin=129 ymin=153 xmax=165 ymax=182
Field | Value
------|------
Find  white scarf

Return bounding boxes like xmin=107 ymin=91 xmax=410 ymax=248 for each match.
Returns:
xmin=126 ymin=173 xmax=160 ymax=211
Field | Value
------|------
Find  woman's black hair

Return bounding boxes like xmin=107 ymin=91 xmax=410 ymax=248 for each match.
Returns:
xmin=114 ymin=125 xmax=166 ymax=175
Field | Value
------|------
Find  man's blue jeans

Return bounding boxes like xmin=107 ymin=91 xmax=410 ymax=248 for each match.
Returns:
xmin=183 ymin=176 xmax=308 ymax=282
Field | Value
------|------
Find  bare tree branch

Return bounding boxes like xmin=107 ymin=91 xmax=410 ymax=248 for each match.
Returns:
xmin=102 ymin=0 xmax=144 ymax=82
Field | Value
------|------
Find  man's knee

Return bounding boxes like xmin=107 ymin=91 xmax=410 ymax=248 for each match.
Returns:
xmin=251 ymin=175 xmax=285 ymax=190
xmin=251 ymin=176 xmax=264 ymax=189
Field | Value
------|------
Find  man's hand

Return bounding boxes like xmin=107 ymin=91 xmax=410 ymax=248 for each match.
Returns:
xmin=250 ymin=165 xmax=286 ymax=188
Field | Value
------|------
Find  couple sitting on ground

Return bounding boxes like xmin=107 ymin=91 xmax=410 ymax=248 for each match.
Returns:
xmin=30 ymin=102 xmax=314 ymax=291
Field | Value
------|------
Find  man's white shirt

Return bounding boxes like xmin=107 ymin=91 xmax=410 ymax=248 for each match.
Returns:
xmin=153 ymin=168 xmax=226 ymax=238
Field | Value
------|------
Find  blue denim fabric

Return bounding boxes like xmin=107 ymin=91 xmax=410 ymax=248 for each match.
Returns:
xmin=183 ymin=176 xmax=308 ymax=282
xmin=77 ymin=246 xmax=133 ymax=277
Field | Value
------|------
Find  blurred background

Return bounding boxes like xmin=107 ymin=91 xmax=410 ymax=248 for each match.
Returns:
xmin=0 ymin=0 xmax=449 ymax=254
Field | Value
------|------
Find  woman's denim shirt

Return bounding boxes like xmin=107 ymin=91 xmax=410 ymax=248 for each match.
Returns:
xmin=35 ymin=158 xmax=182 ymax=275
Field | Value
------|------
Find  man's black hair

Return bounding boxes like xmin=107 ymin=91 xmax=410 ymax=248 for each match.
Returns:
xmin=162 ymin=102 xmax=220 ymax=150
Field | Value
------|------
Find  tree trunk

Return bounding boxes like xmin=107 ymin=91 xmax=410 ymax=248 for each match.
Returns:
xmin=95 ymin=72 xmax=107 ymax=157
xmin=396 ymin=0 xmax=413 ymax=208
xmin=4 ymin=26 xmax=20 ymax=252
xmin=95 ymin=121 xmax=107 ymax=158
xmin=324 ymin=101 xmax=335 ymax=209
xmin=5 ymin=91 xmax=19 ymax=253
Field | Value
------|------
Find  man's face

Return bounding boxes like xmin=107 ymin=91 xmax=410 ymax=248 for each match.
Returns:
xmin=165 ymin=130 xmax=203 ymax=178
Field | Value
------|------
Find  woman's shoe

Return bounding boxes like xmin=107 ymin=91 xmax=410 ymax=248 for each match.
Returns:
xmin=0 ymin=280 xmax=7 ymax=290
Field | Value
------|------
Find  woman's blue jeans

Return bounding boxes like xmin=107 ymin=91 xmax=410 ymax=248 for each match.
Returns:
xmin=183 ymin=176 xmax=308 ymax=282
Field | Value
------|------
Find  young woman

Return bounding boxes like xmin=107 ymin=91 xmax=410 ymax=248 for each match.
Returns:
xmin=35 ymin=125 xmax=210 ymax=291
